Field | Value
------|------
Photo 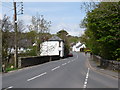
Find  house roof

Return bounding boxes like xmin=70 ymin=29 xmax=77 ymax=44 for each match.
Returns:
xmin=76 ymin=42 xmax=81 ymax=46
xmin=48 ymin=36 xmax=63 ymax=41
xmin=76 ymin=44 xmax=83 ymax=48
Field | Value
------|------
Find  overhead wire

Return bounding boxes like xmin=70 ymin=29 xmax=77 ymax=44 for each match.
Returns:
xmin=1 ymin=2 xmax=22 ymax=14
xmin=0 ymin=2 xmax=23 ymax=16
xmin=0 ymin=2 xmax=13 ymax=15
xmin=2 ymin=2 xmax=12 ymax=6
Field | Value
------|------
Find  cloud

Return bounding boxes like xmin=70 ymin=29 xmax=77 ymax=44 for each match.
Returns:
xmin=17 ymin=15 xmax=85 ymax=37
xmin=18 ymin=15 xmax=32 ymax=25
xmin=18 ymin=15 xmax=32 ymax=32
xmin=50 ymin=23 xmax=85 ymax=36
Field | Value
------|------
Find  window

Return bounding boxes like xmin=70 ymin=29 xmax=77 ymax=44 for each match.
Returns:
xmin=59 ymin=41 xmax=61 ymax=47
xmin=59 ymin=51 xmax=61 ymax=56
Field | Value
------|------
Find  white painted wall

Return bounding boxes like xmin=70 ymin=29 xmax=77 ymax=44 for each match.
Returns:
xmin=40 ymin=41 xmax=64 ymax=57
xmin=72 ymin=42 xmax=86 ymax=52
xmin=72 ymin=45 xmax=76 ymax=52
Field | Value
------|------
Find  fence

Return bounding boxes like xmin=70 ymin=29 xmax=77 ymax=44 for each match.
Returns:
xmin=91 ymin=55 xmax=120 ymax=71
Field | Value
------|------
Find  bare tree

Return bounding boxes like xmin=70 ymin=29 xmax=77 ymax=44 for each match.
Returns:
xmin=80 ymin=2 xmax=98 ymax=13
xmin=1 ymin=15 xmax=13 ymax=32
xmin=30 ymin=14 xmax=51 ymax=34
xmin=17 ymin=20 xmax=26 ymax=32
xmin=28 ymin=13 xmax=51 ymax=55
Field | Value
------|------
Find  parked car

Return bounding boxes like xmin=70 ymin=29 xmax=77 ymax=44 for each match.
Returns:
xmin=68 ymin=53 xmax=73 ymax=57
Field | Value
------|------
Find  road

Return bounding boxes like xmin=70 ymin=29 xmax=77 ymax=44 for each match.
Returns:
xmin=2 ymin=52 xmax=118 ymax=89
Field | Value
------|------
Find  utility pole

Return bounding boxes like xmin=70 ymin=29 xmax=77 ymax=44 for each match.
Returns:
xmin=13 ymin=2 xmax=18 ymax=68
xmin=13 ymin=2 xmax=23 ymax=68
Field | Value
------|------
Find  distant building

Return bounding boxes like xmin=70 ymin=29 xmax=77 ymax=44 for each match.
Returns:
xmin=40 ymin=36 xmax=64 ymax=57
xmin=7 ymin=38 xmax=33 ymax=54
xmin=72 ymin=42 xmax=86 ymax=52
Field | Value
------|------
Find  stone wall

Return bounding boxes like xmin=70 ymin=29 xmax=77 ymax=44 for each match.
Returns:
xmin=91 ymin=55 xmax=120 ymax=71
xmin=18 ymin=55 xmax=60 ymax=68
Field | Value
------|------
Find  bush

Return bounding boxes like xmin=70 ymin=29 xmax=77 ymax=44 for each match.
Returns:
xmin=117 ymin=58 xmax=120 ymax=61
xmin=26 ymin=46 xmax=37 ymax=56
xmin=6 ymin=67 xmax=17 ymax=72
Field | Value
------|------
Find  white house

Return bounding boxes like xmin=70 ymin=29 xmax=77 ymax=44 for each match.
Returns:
xmin=72 ymin=42 xmax=86 ymax=52
xmin=7 ymin=47 xmax=28 ymax=54
xmin=40 ymin=36 xmax=64 ymax=57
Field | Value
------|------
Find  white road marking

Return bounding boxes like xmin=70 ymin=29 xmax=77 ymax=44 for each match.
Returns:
xmin=71 ymin=54 xmax=78 ymax=62
xmin=61 ymin=53 xmax=78 ymax=66
xmin=84 ymin=81 xmax=87 ymax=84
xmin=68 ymin=61 xmax=70 ymax=63
xmin=86 ymin=75 xmax=89 ymax=79
xmin=62 ymin=63 xmax=65 ymax=66
xmin=83 ymin=68 xmax=90 ymax=88
xmin=27 ymin=53 xmax=79 ymax=82
xmin=62 ymin=63 xmax=67 ymax=66
xmin=73 ymin=54 xmax=78 ymax=61
xmin=51 ymin=66 xmax=60 ymax=71
xmin=85 ymin=78 xmax=88 ymax=82
xmin=63 ymin=59 xmax=67 ymax=60
xmin=5 ymin=86 xmax=13 ymax=90
xmin=83 ymin=84 xmax=87 ymax=88
xmin=27 ymin=72 xmax=47 ymax=81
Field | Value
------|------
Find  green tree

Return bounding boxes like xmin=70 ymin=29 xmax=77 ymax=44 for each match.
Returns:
xmin=67 ymin=35 xmax=79 ymax=44
xmin=1 ymin=15 xmax=13 ymax=62
xmin=57 ymin=30 xmax=68 ymax=41
xmin=80 ymin=2 xmax=120 ymax=60
xmin=57 ymin=30 xmax=70 ymax=57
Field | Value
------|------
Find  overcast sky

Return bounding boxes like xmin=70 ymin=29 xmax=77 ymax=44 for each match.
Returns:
xmin=1 ymin=2 xmax=86 ymax=36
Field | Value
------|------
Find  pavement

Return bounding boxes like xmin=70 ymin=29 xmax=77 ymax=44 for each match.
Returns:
xmin=86 ymin=54 xmax=119 ymax=79
xmin=2 ymin=52 xmax=119 ymax=89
